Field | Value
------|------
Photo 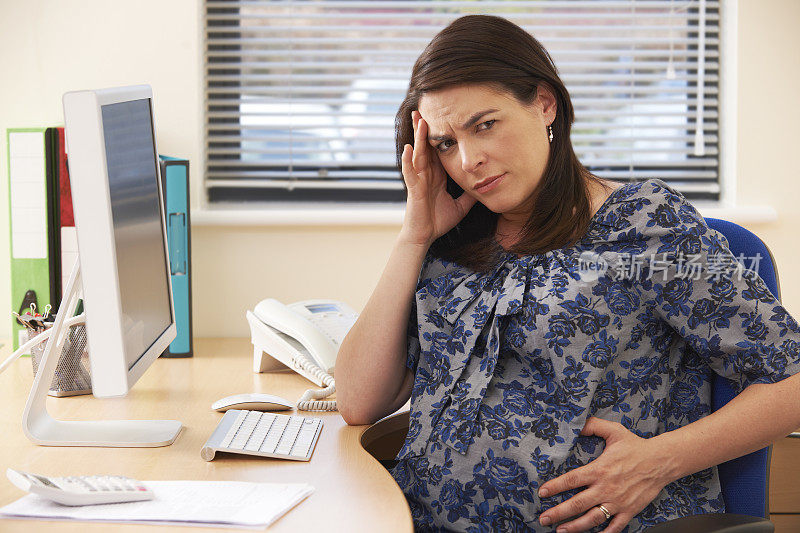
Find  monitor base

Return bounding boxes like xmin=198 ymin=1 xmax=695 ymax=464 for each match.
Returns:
xmin=24 ymin=418 xmax=182 ymax=447
xmin=22 ymin=259 xmax=183 ymax=448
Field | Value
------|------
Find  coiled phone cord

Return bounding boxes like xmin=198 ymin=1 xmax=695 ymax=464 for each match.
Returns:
xmin=294 ymin=355 xmax=337 ymax=412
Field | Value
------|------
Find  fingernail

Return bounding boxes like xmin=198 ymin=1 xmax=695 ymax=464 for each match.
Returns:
xmin=557 ymin=528 xmax=567 ymax=533
xmin=539 ymin=488 xmax=549 ymax=498
xmin=540 ymin=516 xmax=551 ymax=526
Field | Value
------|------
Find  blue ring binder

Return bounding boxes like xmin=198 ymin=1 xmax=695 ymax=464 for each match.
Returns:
xmin=159 ymin=156 xmax=192 ymax=358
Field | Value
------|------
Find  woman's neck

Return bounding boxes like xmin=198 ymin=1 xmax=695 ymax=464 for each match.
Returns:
xmin=494 ymin=178 xmax=620 ymax=250
xmin=495 ymin=216 xmax=524 ymax=250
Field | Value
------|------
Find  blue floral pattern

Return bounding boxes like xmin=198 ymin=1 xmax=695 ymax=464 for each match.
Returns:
xmin=390 ymin=179 xmax=800 ymax=532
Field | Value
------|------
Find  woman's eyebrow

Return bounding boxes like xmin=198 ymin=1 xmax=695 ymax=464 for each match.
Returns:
xmin=427 ymin=108 xmax=499 ymax=143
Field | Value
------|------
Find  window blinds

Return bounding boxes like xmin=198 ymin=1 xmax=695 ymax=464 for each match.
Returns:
xmin=205 ymin=0 xmax=721 ymax=203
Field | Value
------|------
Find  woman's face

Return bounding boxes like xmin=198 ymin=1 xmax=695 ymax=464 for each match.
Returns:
xmin=417 ymin=84 xmax=556 ymax=218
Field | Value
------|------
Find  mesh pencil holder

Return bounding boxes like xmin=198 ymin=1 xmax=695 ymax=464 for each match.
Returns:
xmin=28 ymin=320 xmax=92 ymax=397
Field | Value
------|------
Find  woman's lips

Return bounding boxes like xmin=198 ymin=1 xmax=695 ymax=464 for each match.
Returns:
xmin=475 ymin=173 xmax=506 ymax=194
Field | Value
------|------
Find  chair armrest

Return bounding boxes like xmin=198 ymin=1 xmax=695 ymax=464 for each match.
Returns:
xmin=644 ymin=514 xmax=773 ymax=533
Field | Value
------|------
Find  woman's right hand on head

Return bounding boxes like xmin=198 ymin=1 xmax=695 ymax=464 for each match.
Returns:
xmin=399 ymin=110 xmax=477 ymax=248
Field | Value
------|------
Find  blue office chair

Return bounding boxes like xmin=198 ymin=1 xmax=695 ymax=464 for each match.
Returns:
xmin=645 ymin=217 xmax=778 ymax=532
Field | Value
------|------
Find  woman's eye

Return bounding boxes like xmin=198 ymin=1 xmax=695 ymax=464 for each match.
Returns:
xmin=436 ymin=139 xmax=455 ymax=153
xmin=436 ymin=119 xmax=497 ymax=152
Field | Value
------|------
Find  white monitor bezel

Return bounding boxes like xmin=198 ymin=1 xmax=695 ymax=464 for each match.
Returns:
xmin=62 ymin=84 xmax=176 ymax=398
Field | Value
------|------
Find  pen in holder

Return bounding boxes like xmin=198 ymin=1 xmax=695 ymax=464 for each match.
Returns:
xmin=29 ymin=320 xmax=92 ymax=397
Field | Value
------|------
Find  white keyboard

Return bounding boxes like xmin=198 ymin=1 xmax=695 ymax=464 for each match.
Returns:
xmin=201 ymin=409 xmax=323 ymax=462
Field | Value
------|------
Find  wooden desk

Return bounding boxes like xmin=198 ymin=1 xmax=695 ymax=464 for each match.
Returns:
xmin=769 ymin=436 xmax=800 ymax=531
xmin=0 ymin=338 xmax=413 ymax=532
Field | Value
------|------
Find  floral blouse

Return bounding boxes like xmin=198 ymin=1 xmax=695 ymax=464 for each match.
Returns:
xmin=389 ymin=178 xmax=800 ymax=532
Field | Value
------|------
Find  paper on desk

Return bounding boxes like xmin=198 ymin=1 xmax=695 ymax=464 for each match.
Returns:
xmin=0 ymin=480 xmax=314 ymax=530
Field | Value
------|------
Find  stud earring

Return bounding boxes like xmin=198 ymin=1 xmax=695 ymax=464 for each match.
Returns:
xmin=548 ymin=124 xmax=554 ymax=143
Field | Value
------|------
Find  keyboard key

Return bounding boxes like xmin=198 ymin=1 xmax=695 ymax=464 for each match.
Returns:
xmin=259 ymin=413 xmax=277 ymax=427
xmin=245 ymin=434 xmax=266 ymax=451
xmin=245 ymin=416 xmax=276 ymax=451
xmin=290 ymin=444 xmax=311 ymax=458
xmin=220 ymin=410 xmax=248 ymax=448
xmin=230 ymin=411 xmax=263 ymax=449
xmin=276 ymin=426 xmax=301 ymax=455
xmin=260 ymin=439 xmax=278 ymax=454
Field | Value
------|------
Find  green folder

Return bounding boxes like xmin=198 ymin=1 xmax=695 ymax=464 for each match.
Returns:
xmin=7 ymin=128 xmax=57 ymax=351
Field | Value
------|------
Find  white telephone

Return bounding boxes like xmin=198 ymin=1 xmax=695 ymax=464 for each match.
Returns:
xmin=246 ymin=299 xmax=358 ymax=412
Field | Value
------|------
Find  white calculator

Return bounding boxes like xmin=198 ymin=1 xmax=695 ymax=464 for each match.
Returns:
xmin=6 ymin=468 xmax=154 ymax=506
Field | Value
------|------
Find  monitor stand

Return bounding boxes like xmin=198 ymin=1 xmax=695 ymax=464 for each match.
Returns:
xmin=21 ymin=259 xmax=182 ymax=447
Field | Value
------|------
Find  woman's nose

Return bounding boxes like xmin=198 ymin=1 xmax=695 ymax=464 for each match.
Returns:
xmin=460 ymin=141 xmax=485 ymax=174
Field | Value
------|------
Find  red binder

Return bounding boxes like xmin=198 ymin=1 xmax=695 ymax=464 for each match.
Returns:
xmin=56 ymin=127 xmax=74 ymax=227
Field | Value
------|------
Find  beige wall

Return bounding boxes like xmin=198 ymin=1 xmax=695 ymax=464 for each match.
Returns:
xmin=1 ymin=0 xmax=798 ymax=341
xmin=0 ymin=0 xmax=204 ymax=340
xmin=735 ymin=0 xmax=800 ymax=316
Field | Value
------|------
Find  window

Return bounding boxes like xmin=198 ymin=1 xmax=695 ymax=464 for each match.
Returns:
xmin=204 ymin=0 xmax=721 ymax=204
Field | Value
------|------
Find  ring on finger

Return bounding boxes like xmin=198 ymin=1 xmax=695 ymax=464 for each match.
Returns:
xmin=598 ymin=504 xmax=612 ymax=521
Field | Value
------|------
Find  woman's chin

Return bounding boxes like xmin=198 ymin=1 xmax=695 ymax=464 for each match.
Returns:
xmin=478 ymin=201 xmax=502 ymax=214
xmin=480 ymin=197 xmax=517 ymax=215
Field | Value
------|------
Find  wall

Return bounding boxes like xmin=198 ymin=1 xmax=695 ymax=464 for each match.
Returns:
xmin=1 ymin=0 xmax=798 ymax=341
xmin=0 ymin=0 xmax=204 ymax=339
xmin=735 ymin=0 xmax=800 ymax=312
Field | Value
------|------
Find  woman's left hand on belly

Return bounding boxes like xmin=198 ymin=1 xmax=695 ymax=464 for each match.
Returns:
xmin=535 ymin=417 xmax=675 ymax=533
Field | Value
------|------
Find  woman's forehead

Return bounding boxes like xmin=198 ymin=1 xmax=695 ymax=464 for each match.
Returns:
xmin=419 ymin=85 xmax=521 ymax=127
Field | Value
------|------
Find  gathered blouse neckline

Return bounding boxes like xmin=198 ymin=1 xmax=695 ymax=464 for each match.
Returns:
xmin=495 ymin=180 xmax=640 ymax=263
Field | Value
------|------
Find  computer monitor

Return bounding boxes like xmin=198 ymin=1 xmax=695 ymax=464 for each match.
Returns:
xmin=21 ymin=85 xmax=182 ymax=447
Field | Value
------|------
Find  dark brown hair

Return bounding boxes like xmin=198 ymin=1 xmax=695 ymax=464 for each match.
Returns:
xmin=395 ymin=14 xmax=610 ymax=272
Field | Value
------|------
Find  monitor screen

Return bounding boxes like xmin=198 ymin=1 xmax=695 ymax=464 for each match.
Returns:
xmin=100 ymin=99 xmax=172 ymax=371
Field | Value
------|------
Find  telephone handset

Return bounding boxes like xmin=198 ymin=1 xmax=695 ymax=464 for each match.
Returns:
xmin=246 ymin=299 xmax=358 ymax=411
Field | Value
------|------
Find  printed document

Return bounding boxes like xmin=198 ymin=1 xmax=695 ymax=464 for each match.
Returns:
xmin=0 ymin=480 xmax=314 ymax=530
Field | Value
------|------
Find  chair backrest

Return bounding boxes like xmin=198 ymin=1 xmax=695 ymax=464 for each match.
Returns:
xmin=705 ymin=218 xmax=781 ymax=519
